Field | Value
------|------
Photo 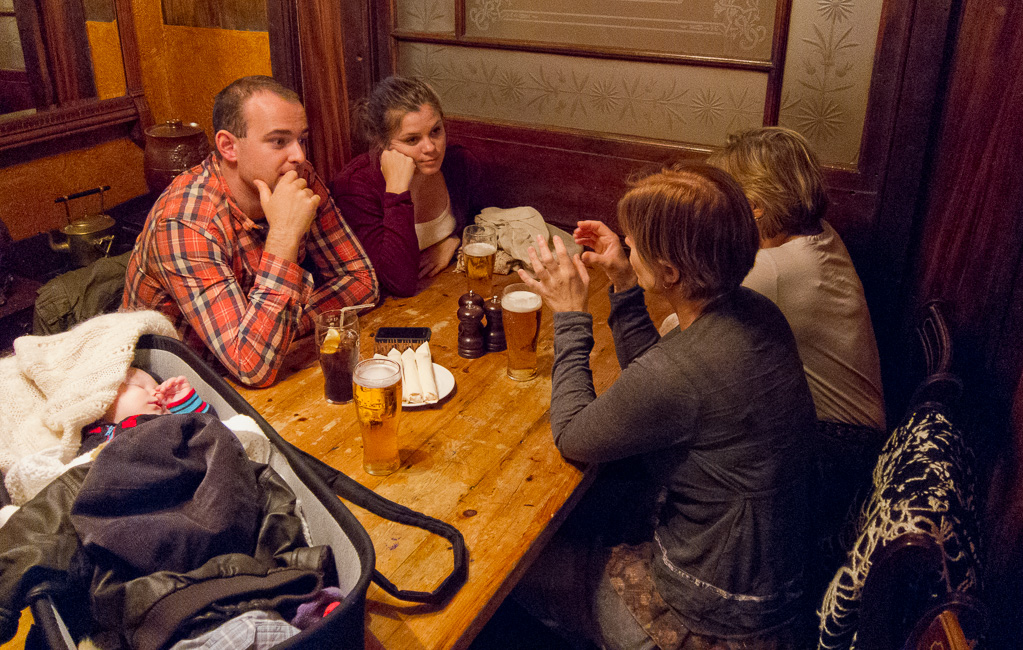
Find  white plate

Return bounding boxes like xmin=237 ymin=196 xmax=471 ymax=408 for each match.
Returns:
xmin=402 ymin=363 xmax=454 ymax=407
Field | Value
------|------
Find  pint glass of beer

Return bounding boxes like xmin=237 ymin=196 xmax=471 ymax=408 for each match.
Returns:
xmin=462 ymin=224 xmax=498 ymax=298
xmin=501 ymin=283 xmax=543 ymax=381
xmin=352 ymin=358 xmax=403 ymax=475
xmin=316 ymin=308 xmax=360 ymax=404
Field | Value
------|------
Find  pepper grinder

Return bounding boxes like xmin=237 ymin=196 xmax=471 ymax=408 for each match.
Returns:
xmin=483 ymin=296 xmax=506 ymax=353
xmin=457 ymin=292 xmax=486 ymax=358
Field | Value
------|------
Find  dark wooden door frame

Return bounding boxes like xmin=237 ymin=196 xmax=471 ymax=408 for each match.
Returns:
xmin=0 ymin=0 xmax=152 ymax=161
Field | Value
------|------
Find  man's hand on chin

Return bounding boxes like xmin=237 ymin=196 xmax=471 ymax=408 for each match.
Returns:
xmin=256 ymin=170 xmax=320 ymax=262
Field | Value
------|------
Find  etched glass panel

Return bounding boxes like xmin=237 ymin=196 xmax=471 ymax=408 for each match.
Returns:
xmin=0 ymin=14 xmax=24 ymax=71
xmin=398 ymin=43 xmax=767 ymax=146
xmin=396 ymin=0 xmax=456 ymax=34
xmin=779 ymin=0 xmax=883 ymax=166
xmin=465 ymin=0 xmax=775 ymax=61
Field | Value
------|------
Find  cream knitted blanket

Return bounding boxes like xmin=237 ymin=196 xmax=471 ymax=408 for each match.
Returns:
xmin=0 ymin=310 xmax=177 ymax=473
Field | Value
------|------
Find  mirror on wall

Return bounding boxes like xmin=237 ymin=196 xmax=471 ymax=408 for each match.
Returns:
xmin=0 ymin=0 xmax=147 ymax=159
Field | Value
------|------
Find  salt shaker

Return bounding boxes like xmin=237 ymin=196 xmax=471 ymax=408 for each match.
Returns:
xmin=484 ymin=296 xmax=506 ymax=352
xmin=457 ymin=292 xmax=486 ymax=358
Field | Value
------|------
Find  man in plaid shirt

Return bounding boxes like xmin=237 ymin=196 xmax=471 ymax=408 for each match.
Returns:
xmin=124 ymin=76 xmax=378 ymax=387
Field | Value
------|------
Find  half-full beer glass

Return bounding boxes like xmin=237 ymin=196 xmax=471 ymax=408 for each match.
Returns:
xmin=352 ymin=358 xmax=403 ymax=475
xmin=316 ymin=309 xmax=360 ymax=404
xmin=501 ymin=283 xmax=542 ymax=381
xmin=462 ymin=224 xmax=497 ymax=298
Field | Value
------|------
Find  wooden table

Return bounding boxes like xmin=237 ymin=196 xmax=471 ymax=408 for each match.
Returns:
xmin=231 ymin=266 xmax=672 ymax=649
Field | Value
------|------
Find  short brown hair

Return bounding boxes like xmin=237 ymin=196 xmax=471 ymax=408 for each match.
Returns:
xmin=617 ymin=164 xmax=759 ymax=301
xmin=707 ymin=127 xmax=828 ymax=239
xmin=212 ymin=76 xmax=301 ymax=138
xmin=355 ymin=76 xmax=444 ymax=149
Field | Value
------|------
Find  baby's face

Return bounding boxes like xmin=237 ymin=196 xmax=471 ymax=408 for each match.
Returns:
xmin=104 ymin=368 xmax=169 ymax=423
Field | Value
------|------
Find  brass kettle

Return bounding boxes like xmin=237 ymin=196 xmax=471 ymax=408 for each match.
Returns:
xmin=49 ymin=185 xmax=117 ymax=268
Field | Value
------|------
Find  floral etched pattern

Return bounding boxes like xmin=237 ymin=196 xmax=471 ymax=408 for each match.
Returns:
xmin=396 ymin=0 xmax=455 ymax=34
xmin=779 ymin=0 xmax=883 ymax=165
xmin=399 ymin=43 xmax=765 ymax=146
xmin=468 ymin=0 xmax=504 ymax=31
xmin=715 ymin=0 xmax=769 ymax=51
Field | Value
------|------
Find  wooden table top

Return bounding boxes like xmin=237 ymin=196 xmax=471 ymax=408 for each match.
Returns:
xmin=230 ymin=266 xmax=672 ymax=650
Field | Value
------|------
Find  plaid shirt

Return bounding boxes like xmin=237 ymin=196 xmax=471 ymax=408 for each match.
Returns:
xmin=124 ymin=155 xmax=378 ymax=387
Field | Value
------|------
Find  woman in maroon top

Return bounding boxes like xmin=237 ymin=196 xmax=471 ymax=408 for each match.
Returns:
xmin=330 ymin=76 xmax=484 ymax=297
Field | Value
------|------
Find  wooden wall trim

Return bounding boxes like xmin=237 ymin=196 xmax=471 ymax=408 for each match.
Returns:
xmin=389 ymin=31 xmax=776 ymax=72
xmin=0 ymin=97 xmax=138 ymax=150
xmin=764 ymin=0 xmax=794 ymax=125
xmin=0 ymin=0 xmax=149 ymax=159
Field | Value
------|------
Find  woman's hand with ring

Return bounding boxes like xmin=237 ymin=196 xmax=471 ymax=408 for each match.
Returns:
xmin=517 ymin=234 xmax=590 ymax=313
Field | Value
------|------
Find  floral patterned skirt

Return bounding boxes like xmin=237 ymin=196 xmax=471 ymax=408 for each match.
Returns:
xmin=604 ymin=543 xmax=801 ymax=650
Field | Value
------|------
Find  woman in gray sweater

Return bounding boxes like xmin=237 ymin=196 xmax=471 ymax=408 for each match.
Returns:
xmin=516 ymin=165 xmax=816 ymax=649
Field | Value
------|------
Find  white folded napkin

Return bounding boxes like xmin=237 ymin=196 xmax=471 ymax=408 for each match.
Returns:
xmin=416 ymin=342 xmax=438 ymax=401
xmin=400 ymin=348 xmax=423 ymax=403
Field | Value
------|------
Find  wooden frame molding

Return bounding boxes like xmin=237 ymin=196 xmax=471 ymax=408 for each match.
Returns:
xmin=0 ymin=0 xmax=151 ymax=156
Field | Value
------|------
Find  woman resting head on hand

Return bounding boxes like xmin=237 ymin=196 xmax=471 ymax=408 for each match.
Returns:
xmin=331 ymin=76 xmax=484 ymax=297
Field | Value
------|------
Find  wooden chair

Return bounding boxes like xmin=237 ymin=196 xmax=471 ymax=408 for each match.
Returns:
xmin=817 ymin=302 xmax=986 ymax=650
xmin=907 ymin=607 xmax=972 ymax=650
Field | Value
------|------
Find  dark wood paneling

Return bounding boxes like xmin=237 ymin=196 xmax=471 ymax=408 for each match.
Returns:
xmin=448 ymin=119 xmax=876 ymax=254
xmin=862 ymin=0 xmax=956 ymax=335
xmin=294 ymin=1 xmax=353 ymax=179
xmin=83 ymin=0 xmax=114 ymax=22
xmin=161 ymin=0 xmax=267 ymax=31
xmin=267 ymin=0 xmax=301 ymax=97
xmin=0 ymin=70 xmax=33 ymax=114
xmin=908 ymin=2 xmax=1023 ymax=643
xmin=912 ymin=0 xmax=1023 ymax=411
xmin=0 ymin=0 xmax=150 ymax=157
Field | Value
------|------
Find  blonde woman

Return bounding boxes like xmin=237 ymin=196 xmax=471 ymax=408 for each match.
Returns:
xmin=668 ymin=127 xmax=887 ymax=594
xmin=666 ymin=128 xmax=884 ymax=435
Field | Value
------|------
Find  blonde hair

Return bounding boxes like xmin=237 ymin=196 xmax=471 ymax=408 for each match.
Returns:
xmin=617 ymin=164 xmax=759 ymax=301
xmin=707 ymin=127 xmax=828 ymax=239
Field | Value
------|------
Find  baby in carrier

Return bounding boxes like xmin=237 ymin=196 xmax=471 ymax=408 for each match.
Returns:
xmin=78 ymin=367 xmax=213 ymax=457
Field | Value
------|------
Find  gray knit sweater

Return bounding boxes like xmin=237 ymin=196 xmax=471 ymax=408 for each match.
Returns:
xmin=551 ymin=285 xmax=816 ymax=638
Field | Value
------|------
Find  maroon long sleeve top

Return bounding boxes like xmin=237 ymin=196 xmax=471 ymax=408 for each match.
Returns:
xmin=330 ymin=145 xmax=483 ymax=297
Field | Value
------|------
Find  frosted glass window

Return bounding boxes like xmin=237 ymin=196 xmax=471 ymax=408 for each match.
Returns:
xmin=779 ymin=0 xmax=884 ymax=165
xmin=0 ymin=15 xmax=25 ymax=71
xmin=392 ymin=0 xmax=883 ymax=165
xmin=398 ymin=43 xmax=767 ymax=146
xmin=464 ymin=0 xmax=775 ymax=61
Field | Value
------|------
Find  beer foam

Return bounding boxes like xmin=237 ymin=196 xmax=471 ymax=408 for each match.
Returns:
xmin=355 ymin=360 xmax=401 ymax=387
xmin=502 ymin=290 xmax=542 ymax=313
xmin=464 ymin=242 xmax=497 ymax=257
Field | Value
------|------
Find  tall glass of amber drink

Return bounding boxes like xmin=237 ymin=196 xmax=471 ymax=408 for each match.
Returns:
xmin=462 ymin=224 xmax=497 ymax=298
xmin=501 ymin=283 xmax=542 ymax=381
xmin=316 ymin=309 xmax=360 ymax=404
xmin=352 ymin=358 xmax=403 ymax=475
